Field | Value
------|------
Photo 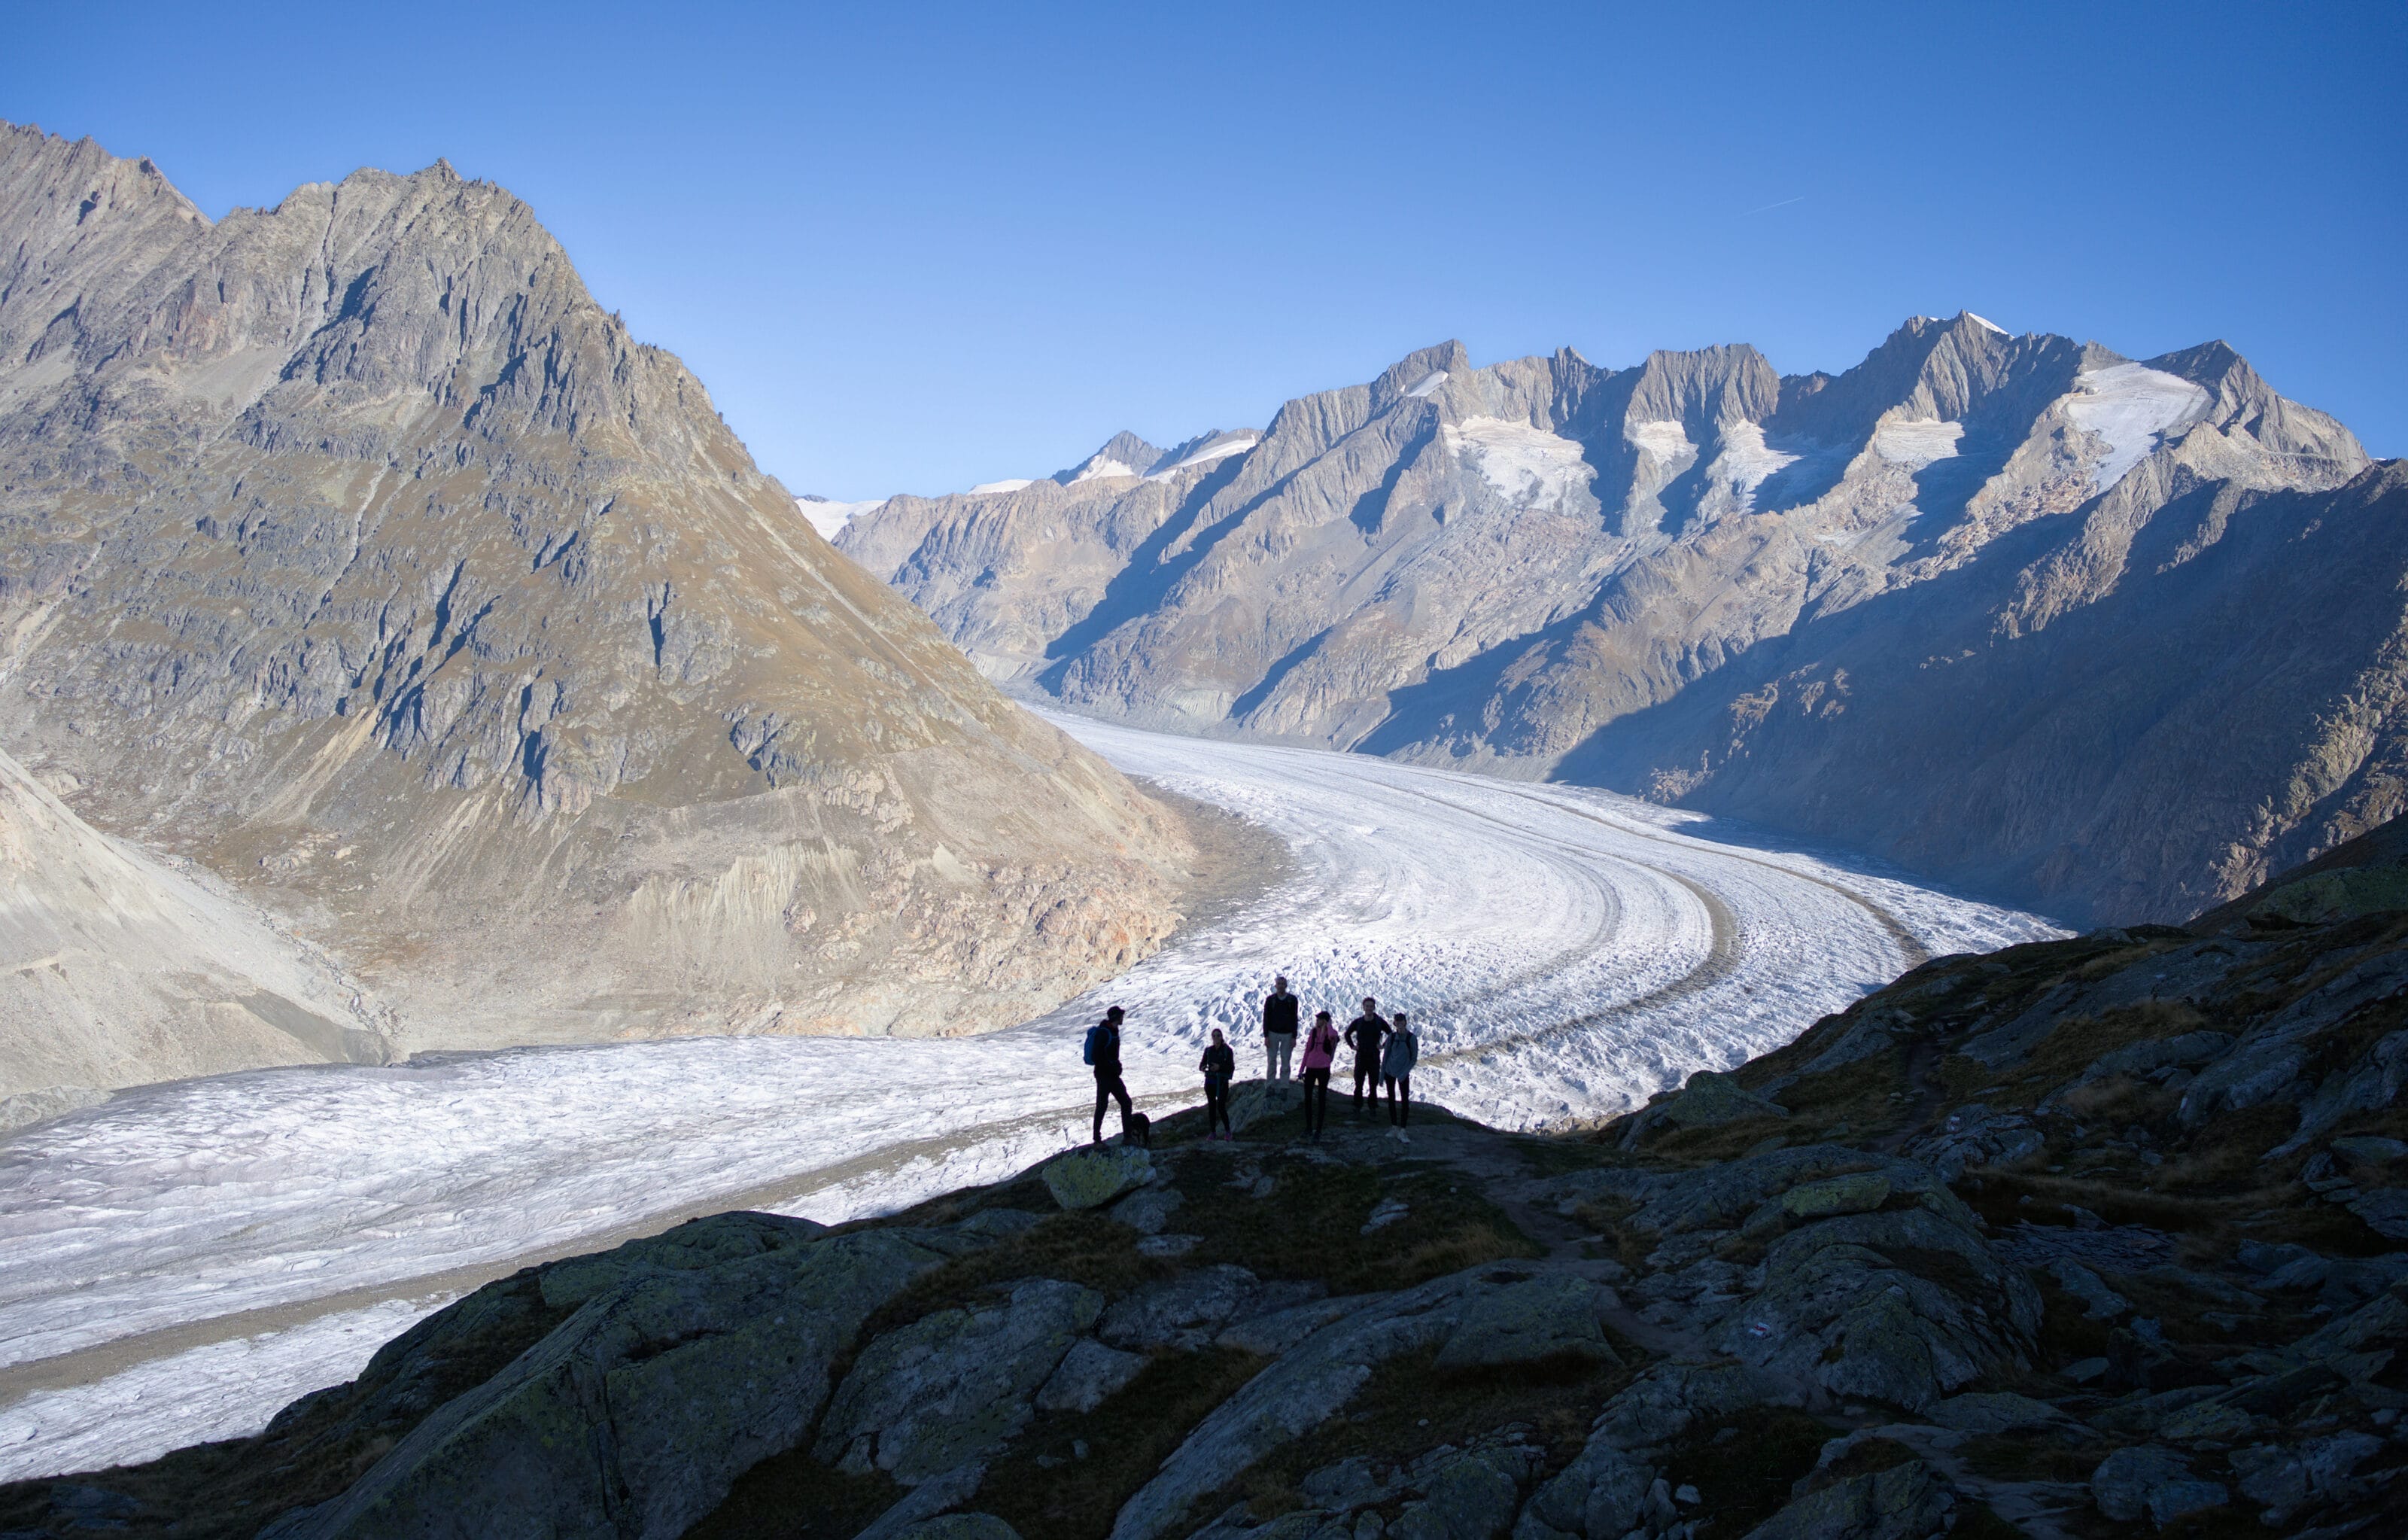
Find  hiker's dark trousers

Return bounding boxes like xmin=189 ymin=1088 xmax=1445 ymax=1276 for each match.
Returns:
xmin=1385 ymin=1073 xmax=1411 ymax=1125
xmin=1093 ymin=1070 xmax=1132 ymax=1139
xmin=1205 ymin=1074 xmax=1231 ymax=1134
xmin=1302 ymin=1067 xmax=1330 ymax=1134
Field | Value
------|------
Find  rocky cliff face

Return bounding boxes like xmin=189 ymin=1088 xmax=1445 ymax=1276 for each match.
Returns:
xmin=841 ymin=316 xmax=2388 ymax=924
xmin=18 ymin=837 xmax=2408 ymax=1538
xmin=0 ymin=121 xmax=1193 ymax=1070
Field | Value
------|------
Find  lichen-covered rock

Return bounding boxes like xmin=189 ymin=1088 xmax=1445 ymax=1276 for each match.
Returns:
xmin=1101 ymin=1265 xmax=1321 ymax=1352
xmin=1740 ymin=1459 xmax=1952 ymax=1540
xmin=2090 ymin=1444 xmax=2193 ymax=1523
xmin=1046 ymin=1146 xmax=1156 ymax=1210
xmin=894 ymin=1517 xmax=1023 ymax=1540
xmin=1107 ymin=1268 xmax=1498 ymax=1540
xmin=1622 ymin=1072 xmax=1787 ymax=1146
xmin=537 ymin=1211 xmax=829 ymax=1310
xmin=1433 ymin=1274 xmax=1619 ymax=1371
xmin=2230 ymin=1432 xmax=2385 ymax=1523
xmin=277 ymin=1228 xmax=968 ymax=1540
xmin=1111 ymin=1184 xmax=1187 ymax=1235
xmin=1515 ymin=1362 xmax=1795 ymax=1538
xmin=1779 ymin=1173 xmax=1891 ymax=1222
xmin=815 ymin=1278 xmax=1104 ymax=1483
xmin=1713 ymin=1206 xmax=2040 ymax=1411
xmin=1036 ymin=1338 xmax=1148 ymax=1414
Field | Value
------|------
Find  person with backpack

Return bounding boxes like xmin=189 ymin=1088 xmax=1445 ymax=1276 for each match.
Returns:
xmin=1298 ymin=1009 xmax=1340 ymax=1140
xmin=1382 ymin=1010 xmax=1419 ymax=1127
xmin=1261 ymin=975 xmax=1299 ymax=1082
xmin=1199 ymin=1028 xmax=1236 ymax=1140
xmin=1345 ymin=997 xmax=1389 ymax=1117
xmin=1085 ymin=1006 xmax=1134 ymax=1144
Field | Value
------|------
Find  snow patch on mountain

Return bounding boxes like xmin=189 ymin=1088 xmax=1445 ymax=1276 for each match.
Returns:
xmin=1627 ymin=420 xmax=1696 ymax=466
xmin=968 ymin=478 xmax=1035 ymax=496
xmin=2066 ymin=363 xmax=2212 ymax=492
xmin=1404 ymin=370 xmax=1449 ymax=398
xmin=793 ymin=496 xmax=886 ymax=540
xmin=1871 ymin=418 xmax=1965 ymax=467
xmin=1069 ymin=458 xmax=1140 ymax=484
xmin=1443 ymin=417 xmax=1595 ymax=510
xmin=1709 ymin=422 xmax=1803 ymax=507
xmin=1965 ymin=311 xmax=2008 ymax=335
xmin=1148 ymin=433 xmax=1259 ymax=479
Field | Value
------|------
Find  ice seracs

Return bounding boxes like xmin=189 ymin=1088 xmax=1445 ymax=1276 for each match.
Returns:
xmin=1443 ymin=417 xmax=1595 ymax=510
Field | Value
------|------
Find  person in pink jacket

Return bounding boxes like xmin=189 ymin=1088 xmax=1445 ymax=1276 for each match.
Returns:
xmin=1298 ymin=1009 xmax=1340 ymax=1140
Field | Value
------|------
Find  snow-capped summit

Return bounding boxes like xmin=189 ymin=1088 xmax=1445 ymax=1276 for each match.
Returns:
xmin=841 ymin=311 xmax=2387 ymax=925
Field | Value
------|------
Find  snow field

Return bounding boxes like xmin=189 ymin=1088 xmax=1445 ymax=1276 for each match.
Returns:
xmin=0 ymin=714 xmax=2059 ymax=1478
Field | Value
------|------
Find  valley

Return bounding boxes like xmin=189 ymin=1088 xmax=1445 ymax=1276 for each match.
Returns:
xmin=0 ymin=711 xmax=2054 ymax=1482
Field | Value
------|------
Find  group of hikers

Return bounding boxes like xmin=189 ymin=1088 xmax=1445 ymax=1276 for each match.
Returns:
xmin=1083 ymin=975 xmax=1421 ymax=1145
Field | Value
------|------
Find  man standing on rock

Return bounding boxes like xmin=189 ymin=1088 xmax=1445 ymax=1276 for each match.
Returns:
xmin=1087 ymin=1006 xmax=1134 ymax=1145
xmin=1262 ymin=975 xmax=1299 ymax=1084
xmin=1345 ymin=997 xmax=1389 ymax=1116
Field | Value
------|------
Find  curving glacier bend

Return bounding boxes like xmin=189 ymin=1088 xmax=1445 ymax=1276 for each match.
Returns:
xmin=0 ymin=713 xmax=2060 ymax=1479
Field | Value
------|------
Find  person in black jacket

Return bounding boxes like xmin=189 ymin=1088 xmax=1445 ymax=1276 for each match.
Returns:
xmin=1199 ymin=1028 xmax=1236 ymax=1140
xmin=1261 ymin=975 xmax=1300 ymax=1082
xmin=1344 ymin=997 xmax=1389 ymax=1116
xmin=1090 ymin=1006 xmax=1133 ymax=1144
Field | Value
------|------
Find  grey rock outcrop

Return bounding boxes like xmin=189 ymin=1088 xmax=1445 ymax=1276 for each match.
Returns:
xmin=0 ymin=120 xmax=1193 ymax=1067
xmin=844 ymin=317 xmax=2388 ymax=923
xmin=275 ymin=1224 xmax=976 ymax=1539
xmin=814 ymin=1277 xmax=1104 ymax=1484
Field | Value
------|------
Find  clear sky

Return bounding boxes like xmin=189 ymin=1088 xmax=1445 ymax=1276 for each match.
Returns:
xmin=7 ymin=2 xmax=2402 ymax=498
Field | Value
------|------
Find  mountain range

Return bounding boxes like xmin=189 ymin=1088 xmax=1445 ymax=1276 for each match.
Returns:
xmin=0 ymin=122 xmax=1198 ymax=1105
xmin=836 ymin=316 xmax=2397 ymax=923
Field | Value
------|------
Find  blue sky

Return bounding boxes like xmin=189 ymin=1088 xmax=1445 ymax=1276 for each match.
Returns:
xmin=7 ymin=2 xmax=2402 ymax=498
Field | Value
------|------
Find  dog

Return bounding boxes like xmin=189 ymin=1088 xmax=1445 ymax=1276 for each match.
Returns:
xmin=1123 ymin=1111 xmax=1153 ymax=1149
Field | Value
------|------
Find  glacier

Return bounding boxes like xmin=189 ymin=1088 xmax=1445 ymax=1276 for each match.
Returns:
xmin=0 ymin=712 xmax=2059 ymax=1479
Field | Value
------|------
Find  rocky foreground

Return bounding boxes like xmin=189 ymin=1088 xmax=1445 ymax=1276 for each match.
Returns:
xmin=11 ymin=862 xmax=2408 ymax=1537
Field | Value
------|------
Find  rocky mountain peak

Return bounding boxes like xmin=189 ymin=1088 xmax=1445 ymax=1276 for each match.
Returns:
xmin=0 ymin=121 xmax=1198 ymax=1073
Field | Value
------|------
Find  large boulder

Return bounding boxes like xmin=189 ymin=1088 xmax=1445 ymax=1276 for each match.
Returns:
xmin=1514 ymin=1362 xmax=1796 ymax=1538
xmin=1045 ymin=1146 xmax=1155 ymax=1210
xmin=1740 ymin=1458 xmax=1953 ymax=1540
xmin=275 ymin=1228 xmax=971 ymax=1540
xmin=1100 ymin=1265 xmax=1321 ymax=1352
xmin=1035 ymin=1338 xmax=1148 ymax=1414
xmin=1107 ymin=1268 xmax=1503 ymax=1540
xmin=1433 ymin=1274 xmax=1620 ymax=1372
xmin=1712 ymin=1205 xmax=2041 ymax=1412
xmin=814 ymin=1278 xmax=1105 ymax=1483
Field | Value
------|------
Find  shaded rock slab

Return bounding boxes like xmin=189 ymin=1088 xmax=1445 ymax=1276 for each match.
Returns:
xmin=816 ymin=1278 xmax=1103 ymax=1483
xmin=276 ymin=1227 xmax=971 ymax=1540
xmin=1047 ymin=1146 xmax=1156 ymax=1210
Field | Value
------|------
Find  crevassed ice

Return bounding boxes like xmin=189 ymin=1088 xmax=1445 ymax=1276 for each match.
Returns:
xmin=1443 ymin=417 xmax=1595 ymax=510
xmin=1404 ymin=370 xmax=1449 ymax=399
xmin=1871 ymin=419 xmax=1964 ymax=468
xmin=1626 ymin=420 xmax=1695 ymax=464
xmin=0 ymin=715 xmax=2060 ymax=1478
xmin=2066 ymin=364 xmax=2212 ymax=493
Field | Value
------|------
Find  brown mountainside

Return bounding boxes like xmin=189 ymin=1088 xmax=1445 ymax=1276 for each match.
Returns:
xmin=0 ymin=122 xmax=1193 ymax=1084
